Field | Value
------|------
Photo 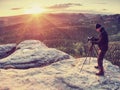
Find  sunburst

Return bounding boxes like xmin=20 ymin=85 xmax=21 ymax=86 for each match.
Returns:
xmin=24 ymin=6 xmax=45 ymax=14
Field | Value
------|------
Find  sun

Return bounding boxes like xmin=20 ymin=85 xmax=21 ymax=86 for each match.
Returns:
xmin=24 ymin=6 xmax=45 ymax=14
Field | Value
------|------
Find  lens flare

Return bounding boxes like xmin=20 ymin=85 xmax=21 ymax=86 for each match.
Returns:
xmin=24 ymin=6 xmax=45 ymax=14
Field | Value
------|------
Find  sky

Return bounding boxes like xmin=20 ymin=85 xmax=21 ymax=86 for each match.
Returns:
xmin=0 ymin=0 xmax=120 ymax=17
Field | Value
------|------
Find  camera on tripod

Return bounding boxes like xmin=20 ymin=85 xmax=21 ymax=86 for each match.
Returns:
xmin=87 ymin=36 xmax=96 ymax=42
xmin=80 ymin=37 xmax=98 ymax=72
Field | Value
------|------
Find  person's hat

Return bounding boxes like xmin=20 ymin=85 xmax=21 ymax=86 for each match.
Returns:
xmin=96 ymin=24 xmax=101 ymax=29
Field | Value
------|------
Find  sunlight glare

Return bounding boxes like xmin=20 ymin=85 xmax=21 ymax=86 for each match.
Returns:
xmin=24 ymin=6 xmax=45 ymax=14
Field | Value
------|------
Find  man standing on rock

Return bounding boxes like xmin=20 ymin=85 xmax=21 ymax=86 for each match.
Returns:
xmin=90 ymin=24 xmax=109 ymax=76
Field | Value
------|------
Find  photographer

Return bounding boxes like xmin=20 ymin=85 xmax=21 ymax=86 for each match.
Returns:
xmin=90 ymin=24 xmax=108 ymax=76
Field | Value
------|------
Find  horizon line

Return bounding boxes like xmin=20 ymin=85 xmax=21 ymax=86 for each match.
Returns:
xmin=0 ymin=12 xmax=120 ymax=18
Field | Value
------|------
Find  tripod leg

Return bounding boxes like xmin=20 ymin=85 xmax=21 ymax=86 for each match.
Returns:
xmin=88 ymin=45 xmax=97 ymax=65
xmin=89 ymin=51 xmax=92 ymax=64
xmin=92 ymin=47 xmax=96 ymax=57
xmin=80 ymin=51 xmax=90 ymax=72
xmin=93 ymin=45 xmax=98 ymax=56
xmin=95 ymin=47 xmax=98 ymax=56
xmin=80 ymin=57 xmax=87 ymax=72
xmin=88 ymin=53 xmax=90 ymax=64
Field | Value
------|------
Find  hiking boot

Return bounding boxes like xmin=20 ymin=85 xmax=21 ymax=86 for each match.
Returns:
xmin=96 ymin=67 xmax=104 ymax=76
xmin=96 ymin=71 xmax=104 ymax=76
xmin=94 ymin=66 xmax=99 ymax=69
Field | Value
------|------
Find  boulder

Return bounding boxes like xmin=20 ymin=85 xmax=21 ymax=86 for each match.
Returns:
xmin=0 ymin=40 xmax=72 ymax=69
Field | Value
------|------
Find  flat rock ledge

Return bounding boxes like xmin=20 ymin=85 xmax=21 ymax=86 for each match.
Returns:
xmin=0 ymin=58 xmax=120 ymax=90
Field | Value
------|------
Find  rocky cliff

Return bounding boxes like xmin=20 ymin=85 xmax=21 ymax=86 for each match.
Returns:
xmin=0 ymin=40 xmax=120 ymax=90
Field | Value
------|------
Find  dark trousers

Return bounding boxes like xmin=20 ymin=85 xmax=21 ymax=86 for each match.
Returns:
xmin=97 ymin=50 xmax=107 ymax=70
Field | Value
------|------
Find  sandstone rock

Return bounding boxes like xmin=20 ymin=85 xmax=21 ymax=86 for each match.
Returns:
xmin=0 ymin=58 xmax=120 ymax=90
xmin=0 ymin=40 xmax=119 ymax=90
xmin=0 ymin=40 xmax=72 ymax=69
xmin=0 ymin=44 xmax=16 ymax=59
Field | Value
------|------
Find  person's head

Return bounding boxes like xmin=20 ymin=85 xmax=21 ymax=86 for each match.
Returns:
xmin=96 ymin=24 xmax=102 ymax=32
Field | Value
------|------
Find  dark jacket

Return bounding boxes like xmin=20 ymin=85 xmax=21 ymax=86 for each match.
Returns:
xmin=93 ymin=27 xmax=108 ymax=51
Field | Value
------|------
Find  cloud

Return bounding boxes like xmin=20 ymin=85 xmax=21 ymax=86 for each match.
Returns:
xmin=103 ymin=9 xmax=107 ymax=11
xmin=54 ymin=9 xmax=111 ymax=14
xmin=11 ymin=8 xmax=23 ymax=10
xmin=47 ymin=3 xmax=82 ymax=9
xmin=96 ymin=2 xmax=107 ymax=4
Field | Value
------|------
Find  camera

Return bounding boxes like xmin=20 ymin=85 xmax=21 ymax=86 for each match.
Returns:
xmin=87 ymin=36 xmax=96 ymax=42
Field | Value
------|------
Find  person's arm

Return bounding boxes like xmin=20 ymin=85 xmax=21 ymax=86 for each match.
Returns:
xmin=92 ymin=34 xmax=102 ymax=44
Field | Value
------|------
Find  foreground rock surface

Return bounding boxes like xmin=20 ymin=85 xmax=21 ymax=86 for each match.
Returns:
xmin=0 ymin=40 xmax=120 ymax=90
xmin=0 ymin=58 xmax=120 ymax=90
xmin=0 ymin=40 xmax=72 ymax=69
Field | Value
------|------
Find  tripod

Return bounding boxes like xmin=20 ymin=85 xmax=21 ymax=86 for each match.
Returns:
xmin=80 ymin=44 xmax=98 ymax=72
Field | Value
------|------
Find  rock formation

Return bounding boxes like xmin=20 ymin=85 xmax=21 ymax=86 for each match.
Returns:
xmin=0 ymin=40 xmax=72 ymax=69
xmin=0 ymin=40 xmax=120 ymax=90
xmin=0 ymin=57 xmax=120 ymax=90
xmin=0 ymin=44 xmax=16 ymax=59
